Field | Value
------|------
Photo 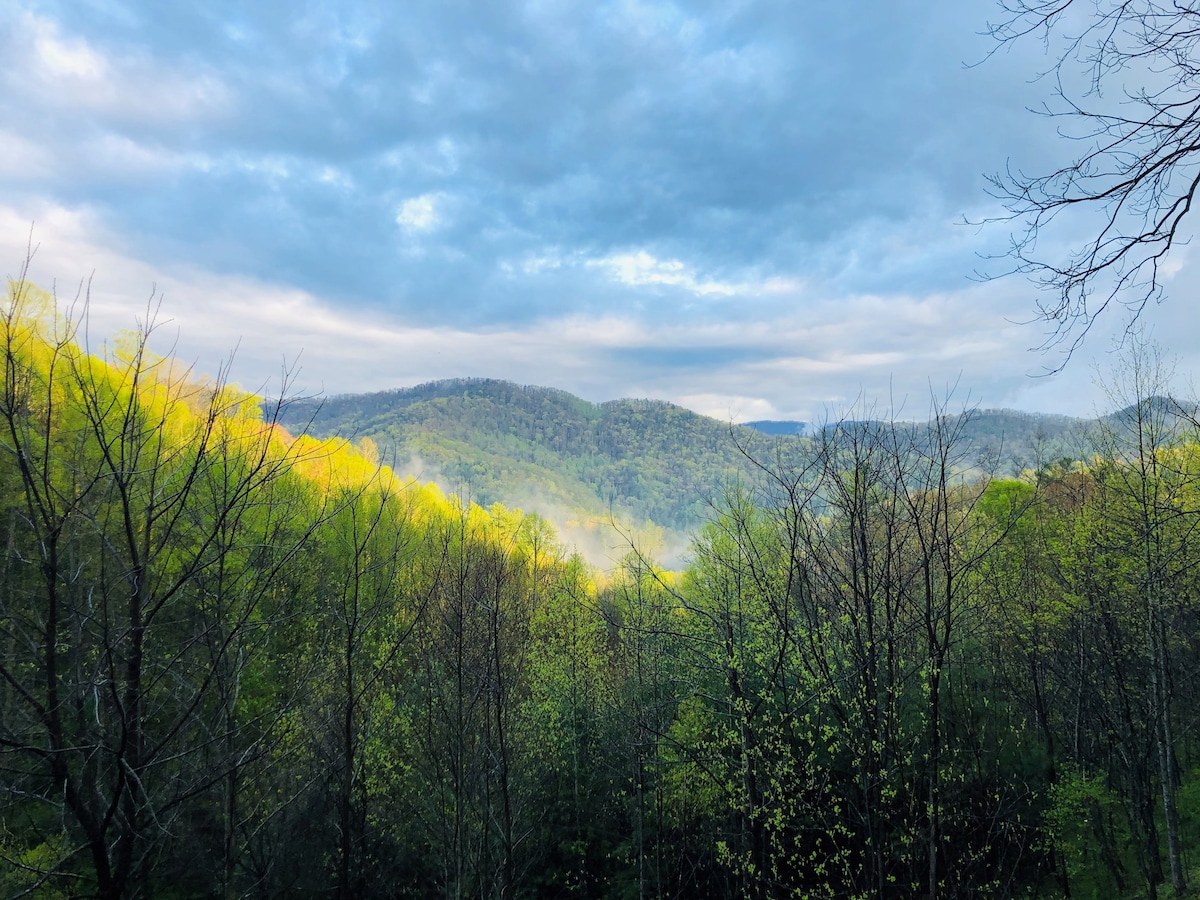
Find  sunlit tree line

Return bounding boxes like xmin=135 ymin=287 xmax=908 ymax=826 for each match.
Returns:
xmin=2 ymin=278 xmax=1199 ymax=898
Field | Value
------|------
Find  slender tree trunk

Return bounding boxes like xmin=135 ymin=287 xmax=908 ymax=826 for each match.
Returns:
xmin=927 ymin=658 xmax=941 ymax=900
xmin=1150 ymin=603 xmax=1185 ymax=897
xmin=338 ymin=634 xmax=355 ymax=900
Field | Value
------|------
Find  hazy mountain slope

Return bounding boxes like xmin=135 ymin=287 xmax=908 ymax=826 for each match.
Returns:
xmin=276 ymin=378 xmax=788 ymax=533
xmin=748 ymin=409 xmax=1087 ymax=474
xmin=944 ymin=408 xmax=1088 ymax=473
xmin=278 ymin=380 xmax=1092 ymax=537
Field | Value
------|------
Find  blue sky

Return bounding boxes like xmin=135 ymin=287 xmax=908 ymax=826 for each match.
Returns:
xmin=3 ymin=0 xmax=1196 ymax=422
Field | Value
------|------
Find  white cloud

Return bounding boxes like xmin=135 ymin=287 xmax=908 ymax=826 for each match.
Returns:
xmin=676 ymin=393 xmax=780 ymax=423
xmin=590 ymin=250 xmax=736 ymax=295
xmin=32 ymin=17 xmax=107 ymax=79
xmin=585 ymin=250 xmax=807 ymax=298
xmin=396 ymin=194 xmax=445 ymax=233
xmin=0 ymin=200 xmax=1185 ymax=426
xmin=8 ymin=11 xmax=233 ymax=125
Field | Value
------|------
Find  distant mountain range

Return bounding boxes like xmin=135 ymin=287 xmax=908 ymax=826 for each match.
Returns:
xmin=745 ymin=420 xmax=807 ymax=436
xmin=275 ymin=378 xmax=1094 ymax=544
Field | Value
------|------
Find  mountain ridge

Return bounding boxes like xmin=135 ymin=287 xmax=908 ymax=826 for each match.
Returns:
xmin=275 ymin=378 xmax=1092 ymax=541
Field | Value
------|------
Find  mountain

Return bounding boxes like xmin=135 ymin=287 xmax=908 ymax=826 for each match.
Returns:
xmin=275 ymin=379 xmax=791 ymax=539
xmin=745 ymin=420 xmax=807 ymax=436
xmin=949 ymin=408 xmax=1087 ymax=474
xmin=1102 ymin=395 xmax=1200 ymax=431
xmin=274 ymin=380 xmax=1091 ymax=541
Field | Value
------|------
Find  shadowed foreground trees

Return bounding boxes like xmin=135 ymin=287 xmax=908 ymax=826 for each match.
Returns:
xmin=3 ymin=278 xmax=1200 ymax=897
xmin=0 ymin=280 xmax=333 ymax=898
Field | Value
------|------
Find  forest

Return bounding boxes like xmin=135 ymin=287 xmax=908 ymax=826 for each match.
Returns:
xmin=3 ymin=276 xmax=1200 ymax=900
xmin=275 ymin=379 xmax=785 ymax=535
xmin=275 ymin=380 xmax=1085 ymax=542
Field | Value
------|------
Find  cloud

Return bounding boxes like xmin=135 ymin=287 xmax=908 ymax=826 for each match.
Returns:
xmin=2 ymin=0 xmax=1196 ymax=427
xmin=589 ymin=251 xmax=737 ymax=296
xmin=2 ymin=0 xmax=1027 ymax=311
xmin=31 ymin=15 xmax=106 ymax=79
xmin=2 ymin=194 xmax=1182 ymax=428
xmin=676 ymin=393 xmax=780 ymax=423
xmin=396 ymin=193 xmax=445 ymax=233
xmin=586 ymin=250 xmax=803 ymax=298
xmin=7 ymin=10 xmax=232 ymax=125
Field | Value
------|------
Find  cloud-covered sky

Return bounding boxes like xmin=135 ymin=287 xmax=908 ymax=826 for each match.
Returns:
xmin=3 ymin=0 xmax=1197 ymax=422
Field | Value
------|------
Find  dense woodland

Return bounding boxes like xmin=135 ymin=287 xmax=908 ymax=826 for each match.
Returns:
xmin=277 ymin=380 xmax=775 ymax=534
xmin=3 ymin=278 xmax=1200 ymax=899
xmin=277 ymin=383 xmax=1085 ymax=541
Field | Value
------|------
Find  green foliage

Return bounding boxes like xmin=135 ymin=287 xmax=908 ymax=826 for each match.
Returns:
xmin=7 ymin=280 xmax=1200 ymax=899
xmin=279 ymin=379 xmax=800 ymax=537
xmin=0 ymin=828 xmax=74 ymax=899
xmin=1047 ymin=766 xmax=1130 ymax=896
xmin=277 ymin=383 xmax=1098 ymax=561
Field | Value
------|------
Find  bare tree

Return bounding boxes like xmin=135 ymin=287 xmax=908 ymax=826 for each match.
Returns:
xmin=989 ymin=1 xmax=1200 ymax=362
xmin=0 ymin=273 xmax=326 ymax=897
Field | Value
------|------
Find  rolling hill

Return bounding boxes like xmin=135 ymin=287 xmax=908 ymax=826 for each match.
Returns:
xmin=274 ymin=379 xmax=1091 ymax=546
xmin=275 ymin=379 xmax=786 ymax=540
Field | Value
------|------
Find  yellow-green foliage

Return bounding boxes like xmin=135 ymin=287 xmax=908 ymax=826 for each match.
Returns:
xmin=17 ymin=276 xmax=1200 ymax=899
xmin=0 ymin=278 xmax=549 ymax=554
xmin=0 ymin=829 xmax=73 ymax=899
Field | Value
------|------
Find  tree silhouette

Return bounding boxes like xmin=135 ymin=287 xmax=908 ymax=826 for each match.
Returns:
xmin=990 ymin=1 xmax=1200 ymax=364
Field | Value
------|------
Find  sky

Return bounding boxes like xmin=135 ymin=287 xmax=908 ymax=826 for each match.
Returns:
xmin=3 ymin=0 xmax=1199 ymax=423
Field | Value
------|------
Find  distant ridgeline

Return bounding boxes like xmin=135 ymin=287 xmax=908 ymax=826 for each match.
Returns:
xmin=275 ymin=378 xmax=786 ymax=534
xmin=744 ymin=419 xmax=807 ymax=436
xmin=275 ymin=379 xmax=1089 ymax=537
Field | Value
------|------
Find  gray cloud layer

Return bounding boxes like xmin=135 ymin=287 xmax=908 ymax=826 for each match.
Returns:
xmin=1 ymin=0 xmax=1189 ymax=420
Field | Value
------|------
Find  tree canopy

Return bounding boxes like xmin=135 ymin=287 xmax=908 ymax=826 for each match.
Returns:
xmin=4 ymin=278 xmax=1200 ymax=898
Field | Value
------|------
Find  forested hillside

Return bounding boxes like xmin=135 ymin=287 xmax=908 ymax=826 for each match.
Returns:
xmin=5 ymin=279 xmax=1200 ymax=899
xmin=276 ymin=380 xmax=791 ymax=539
xmin=277 ymin=381 xmax=1087 ymax=540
